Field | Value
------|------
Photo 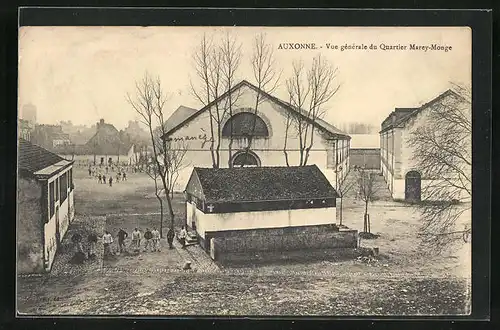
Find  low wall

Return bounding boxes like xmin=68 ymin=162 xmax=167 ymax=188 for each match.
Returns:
xmin=208 ymin=225 xmax=358 ymax=261
xmin=350 ymin=148 xmax=381 ymax=170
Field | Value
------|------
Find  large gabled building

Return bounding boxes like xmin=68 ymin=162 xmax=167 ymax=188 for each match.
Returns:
xmin=161 ymin=80 xmax=351 ymax=191
xmin=380 ymin=89 xmax=471 ymax=201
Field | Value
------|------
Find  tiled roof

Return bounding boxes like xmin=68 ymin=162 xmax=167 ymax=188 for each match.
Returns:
xmin=18 ymin=138 xmax=67 ymax=174
xmin=190 ymin=164 xmax=338 ymax=203
xmin=162 ymin=80 xmax=350 ymax=140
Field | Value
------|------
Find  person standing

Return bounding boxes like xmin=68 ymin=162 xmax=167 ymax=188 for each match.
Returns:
xmin=109 ymin=176 xmax=113 ymax=187
xmin=122 ymin=172 xmax=126 ymax=181
xmin=117 ymin=228 xmax=128 ymax=254
xmin=116 ymin=172 xmax=120 ymax=183
xmin=102 ymin=231 xmax=114 ymax=257
xmin=151 ymin=227 xmax=160 ymax=252
xmin=143 ymin=228 xmax=153 ymax=252
xmin=98 ymin=174 xmax=102 ymax=184
xmin=131 ymin=228 xmax=142 ymax=252
xmin=166 ymin=227 xmax=175 ymax=249
xmin=87 ymin=232 xmax=98 ymax=259
xmin=102 ymin=174 xmax=107 ymax=184
xmin=179 ymin=226 xmax=187 ymax=249
xmin=88 ymin=167 xmax=92 ymax=177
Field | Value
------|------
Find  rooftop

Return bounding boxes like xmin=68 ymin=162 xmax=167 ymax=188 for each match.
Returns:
xmin=188 ymin=164 xmax=338 ymax=203
xmin=18 ymin=138 xmax=71 ymax=176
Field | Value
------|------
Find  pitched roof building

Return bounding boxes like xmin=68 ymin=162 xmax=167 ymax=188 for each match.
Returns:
xmin=379 ymin=89 xmax=471 ymax=201
xmin=18 ymin=139 xmax=75 ymax=273
xmin=184 ymin=165 xmax=357 ymax=260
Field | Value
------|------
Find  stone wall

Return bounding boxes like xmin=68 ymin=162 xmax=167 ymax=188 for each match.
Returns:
xmin=207 ymin=225 xmax=358 ymax=261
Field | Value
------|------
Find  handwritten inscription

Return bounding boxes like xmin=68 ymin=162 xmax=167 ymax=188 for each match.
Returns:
xmin=166 ymin=133 xmax=214 ymax=148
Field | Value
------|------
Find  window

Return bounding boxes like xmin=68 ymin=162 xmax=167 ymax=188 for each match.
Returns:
xmin=231 ymin=151 xmax=261 ymax=167
xmin=55 ymin=178 xmax=59 ymax=201
xmin=49 ymin=181 xmax=55 ymax=218
xmin=222 ymin=112 xmax=269 ymax=137
xmin=69 ymin=168 xmax=73 ymax=191
xmin=60 ymin=172 xmax=68 ymax=203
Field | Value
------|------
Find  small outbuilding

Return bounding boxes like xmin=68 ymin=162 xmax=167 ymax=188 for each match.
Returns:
xmin=18 ymin=138 xmax=75 ymax=274
xmin=184 ymin=165 xmax=358 ymax=260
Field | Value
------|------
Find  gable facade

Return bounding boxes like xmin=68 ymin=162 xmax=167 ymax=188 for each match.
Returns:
xmin=380 ymin=90 xmax=471 ymax=201
xmin=163 ymin=82 xmax=351 ymax=190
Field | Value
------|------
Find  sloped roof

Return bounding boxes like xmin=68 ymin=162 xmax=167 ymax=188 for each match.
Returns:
xmin=162 ymin=105 xmax=198 ymax=133
xmin=84 ymin=122 xmax=134 ymax=155
xmin=162 ymin=80 xmax=350 ymax=140
xmin=188 ymin=164 xmax=338 ymax=203
xmin=380 ymin=108 xmax=418 ymax=133
xmin=379 ymin=89 xmax=463 ymax=134
xmin=18 ymin=138 xmax=70 ymax=175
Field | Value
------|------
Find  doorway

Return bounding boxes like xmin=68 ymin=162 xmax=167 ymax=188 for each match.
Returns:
xmin=405 ymin=171 xmax=421 ymax=202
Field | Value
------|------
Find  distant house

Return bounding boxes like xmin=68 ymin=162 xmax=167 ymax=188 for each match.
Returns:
xmin=18 ymin=138 xmax=75 ymax=274
xmin=31 ymin=124 xmax=71 ymax=150
xmin=56 ymin=119 xmax=135 ymax=167
xmin=18 ymin=119 xmax=34 ymax=141
xmin=184 ymin=165 xmax=358 ymax=260
xmin=379 ymin=89 xmax=471 ymax=201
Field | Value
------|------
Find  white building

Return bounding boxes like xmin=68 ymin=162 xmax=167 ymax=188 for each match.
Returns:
xmin=184 ymin=165 xmax=358 ymax=259
xmin=18 ymin=138 xmax=75 ymax=273
xmin=380 ymin=89 xmax=471 ymax=201
xmin=161 ymin=80 xmax=351 ymax=190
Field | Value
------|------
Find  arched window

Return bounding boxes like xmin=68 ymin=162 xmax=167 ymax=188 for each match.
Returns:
xmin=230 ymin=150 xmax=261 ymax=167
xmin=222 ymin=112 xmax=269 ymax=138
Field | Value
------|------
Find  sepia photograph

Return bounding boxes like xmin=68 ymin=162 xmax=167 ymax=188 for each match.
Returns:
xmin=17 ymin=24 xmax=473 ymax=316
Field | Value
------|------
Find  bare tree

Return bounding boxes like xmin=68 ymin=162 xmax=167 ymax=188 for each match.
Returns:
xmin=286 ymin=55 xmax=340 ymax=166
xmin=240 ymin=33 xmax=281 ymax=166
xmin=190 ymin=32 xmax=243 ymax=168
xmin=126 ymin=72 xmax=179 ymax=237
xmin=335 ymin=168 xmax=356 ymax=227
xmin=220 ymin=32 xmax=243 ymax=164
xmin=286 ymin=60 xmax=310 ymax=166
xmin=355 ymin=167 xmax=378 ymax=234
xmin=190 ymin=34 xmax=217 ymax=167
xmin=408 ymin=83 xmax=472 ymax=250
xmin=161 ymin=139 xmax=190 ymax=200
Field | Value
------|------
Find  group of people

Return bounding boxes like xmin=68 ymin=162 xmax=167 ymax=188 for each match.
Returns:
xmin=89 ymin=165 xmax=127 ymax=187
xmin=70 ymin=226 xmax=189 ymax=264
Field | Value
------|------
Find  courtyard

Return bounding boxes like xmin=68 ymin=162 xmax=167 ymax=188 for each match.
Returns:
xmin=16 ymin=166 xmax=471 ymax=316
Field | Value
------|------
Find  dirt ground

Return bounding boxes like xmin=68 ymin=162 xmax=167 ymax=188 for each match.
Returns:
xmin=16 ymin=167 xmax=472 ymax=316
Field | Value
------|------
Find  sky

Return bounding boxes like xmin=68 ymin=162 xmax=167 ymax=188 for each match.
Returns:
xmin=18 ymin=26 xmax=471 ymax=130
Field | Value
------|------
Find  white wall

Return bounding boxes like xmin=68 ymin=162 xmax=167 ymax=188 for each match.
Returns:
xmin=44 ymin=167 xmax=75 ymax=271
xmin=187 ymin=201 xmax=337 ymax=239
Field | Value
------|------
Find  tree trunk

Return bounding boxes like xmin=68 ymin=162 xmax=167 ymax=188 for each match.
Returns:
xmin=339 ymin=197 xmax=343 ymax=226
xmin=158 ymin=196 xmax=164 ymax=238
